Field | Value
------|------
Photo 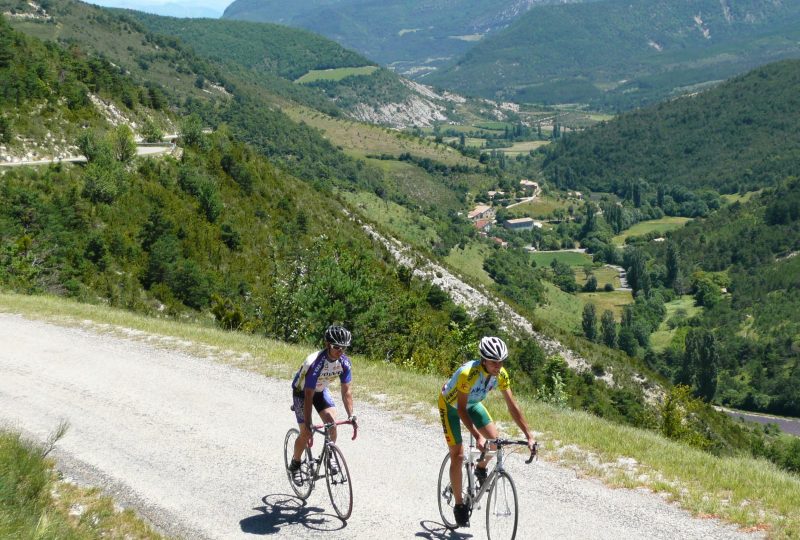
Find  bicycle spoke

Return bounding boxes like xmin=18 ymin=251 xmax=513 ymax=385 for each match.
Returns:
xmin=283 ymin=428 xmax=314 ymax=500
xmin=437 ymin=453 xmax=471 ymax=530
xmin=486 ymin=471 xmax=518 ymax=540
xmin=325 ymin=444 xmax=353 ymax=520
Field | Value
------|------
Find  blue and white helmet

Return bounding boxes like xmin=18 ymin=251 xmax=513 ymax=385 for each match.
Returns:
xmin=324 ymin=325 xmax=352 ymax=347
xmin=479 ymin=336 xmax=508 ymax=361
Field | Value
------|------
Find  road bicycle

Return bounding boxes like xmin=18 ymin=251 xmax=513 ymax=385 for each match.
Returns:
xmin=283 ymin=418 xmax=358 ymax=520
xmin=437 ymin=434 xmax=537 ymax=540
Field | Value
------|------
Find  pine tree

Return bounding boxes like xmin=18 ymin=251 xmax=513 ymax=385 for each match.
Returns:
xmin=601 ymin=310 xmax=617 ymax=348
xmin=582 ymin=303 xmax=597 ymax=341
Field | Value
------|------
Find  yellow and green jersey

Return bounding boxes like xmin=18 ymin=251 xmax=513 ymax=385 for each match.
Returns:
xmin=441 ymin=360 xmax=510 ymax=407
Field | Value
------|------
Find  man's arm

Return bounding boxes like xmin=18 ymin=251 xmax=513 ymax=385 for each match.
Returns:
xmin=501 ymin=388 xmax=536 ymax=448
xmin=341 ymin=382 xmax=354 ymax=419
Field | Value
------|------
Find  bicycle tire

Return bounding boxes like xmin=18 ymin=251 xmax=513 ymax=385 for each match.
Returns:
xmin=486 ymin=470 xmax=518 ymax=540
xmin=436 ymin=452 xmax=469 ymax=530
xmin=325 ymin=443 xmax=353 ymax=520
xmin=283 ymin=428 xmax=313 ymax=499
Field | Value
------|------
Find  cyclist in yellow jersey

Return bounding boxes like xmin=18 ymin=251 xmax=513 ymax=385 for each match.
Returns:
xmin=438 ymin=336 xmax=537 ymax=527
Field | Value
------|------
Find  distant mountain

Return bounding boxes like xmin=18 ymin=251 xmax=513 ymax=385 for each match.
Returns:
xmin=427 ymin=0 xmax=800 ymax=110
xmin=221 ymin=0 xmax=594 ymax=77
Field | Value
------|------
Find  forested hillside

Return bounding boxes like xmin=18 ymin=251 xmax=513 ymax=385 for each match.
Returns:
xmin=642 ymin=180 xmax=800 ymax=416
xmin=540 ymin=59 xmax=800 ymax=196
xmin=428 ymin=0 xmax=800 ymax=110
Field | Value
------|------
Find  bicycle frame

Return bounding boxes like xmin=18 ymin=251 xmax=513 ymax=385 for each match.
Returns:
xmin=463 ymin=434 xmax=536 ymax=505
xmin=306 ymin=419 xmax=358 ymax=485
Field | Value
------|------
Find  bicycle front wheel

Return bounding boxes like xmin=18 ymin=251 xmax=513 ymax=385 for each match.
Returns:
xmin=486 ymin=470 xmax=518 ymax=540
xmin=436 ymin=453 xmax=468 ymax=530
xmin=284 ymin=428 xmax=313 ymax=500
xmin=325 ymin=444 xmax=353 ymax=520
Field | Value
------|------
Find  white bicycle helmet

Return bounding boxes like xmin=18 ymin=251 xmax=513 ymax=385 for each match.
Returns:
xmin=479 ymin=336 xmax=508 ymax=361
xmin=324 ymin=325 xmax=352 ymax=347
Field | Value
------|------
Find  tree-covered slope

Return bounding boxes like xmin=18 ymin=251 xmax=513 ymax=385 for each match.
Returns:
xmin=540 ymin=59 xmax=800 ymax=195
xmin=643 ymin=179 xmax=800 ymax=416
xmin=428 ymin=0 xmax=800 ymax=110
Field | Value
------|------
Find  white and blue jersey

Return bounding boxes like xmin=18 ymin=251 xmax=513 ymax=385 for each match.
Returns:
xmin=291 ymin=349 xmax=352 ymax=394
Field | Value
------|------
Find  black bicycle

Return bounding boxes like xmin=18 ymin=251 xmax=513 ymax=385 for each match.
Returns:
xmin=437 ymin=435 xmax=537 ymax=540
xmin=283 ymin=418 xmax=358 ymax=520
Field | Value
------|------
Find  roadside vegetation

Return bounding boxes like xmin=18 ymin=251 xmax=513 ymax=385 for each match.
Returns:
xmin=0 ymin=424 xmax=162 ymax=540
xmin=2 ymin=292 xmax=799 ymax=538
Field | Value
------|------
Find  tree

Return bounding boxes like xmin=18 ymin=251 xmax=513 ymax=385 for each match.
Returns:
xmin=582 ymin=274 xmax=598 ymax=292
xmin=582 ymin=303 xmax=597 ymax=341
xmin=601 ymin=310 xmax=617 ymax=348
xmin=666 ymin=242 xmax=680 ymax=289
xmin=111 ymin=124 xmax=136 ymax=163
xmin=181 ymin=114 xmax=205 ymax=148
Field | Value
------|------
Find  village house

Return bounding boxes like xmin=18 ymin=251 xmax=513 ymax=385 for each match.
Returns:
xmin=519 ymin=179 xmax=539 ymax=192
xmin=468 ymin=204 xmax=495 ymax=222
xmin=504 ymin=217 xmax=537 ymax=231
xmin=474 ymin=219 xmax=492 ymax=232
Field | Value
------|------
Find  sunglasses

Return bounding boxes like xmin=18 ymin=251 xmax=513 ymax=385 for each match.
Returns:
xmin=331 ymin=345 xmax=347 ymax=351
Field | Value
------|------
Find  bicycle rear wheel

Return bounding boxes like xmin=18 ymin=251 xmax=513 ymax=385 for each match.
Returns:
xmin=436 ymin=453 xmax=469 ymax=530
xmin=283 ymin=428 xmax=313 ymax=499
xmin=325 ymin=444 xmax=353 ymax=520
xmin=486 ymin=470 xmax=518 ymax=540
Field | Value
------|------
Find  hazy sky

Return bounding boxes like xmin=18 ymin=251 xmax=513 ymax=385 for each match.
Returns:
xmin=85 ymin=0 xmax=232 ymax=18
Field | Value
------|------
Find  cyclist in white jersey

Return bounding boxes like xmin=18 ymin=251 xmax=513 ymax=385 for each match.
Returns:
xmin=288 ymin=325 xmax=356 ymax=483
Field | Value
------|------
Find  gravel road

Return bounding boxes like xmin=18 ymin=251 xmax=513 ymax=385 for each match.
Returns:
xmin=0 ymin=313 xmax=761 ymax=539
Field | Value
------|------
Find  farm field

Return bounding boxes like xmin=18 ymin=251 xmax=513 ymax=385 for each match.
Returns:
xmin=535 ymin=281 xmax=583 ymax=333
xmin=366 ymin=158 xmax=467 ymax=211
xmin=531 ymin=250 xmax=592 ymax=268
xmin=721 ymin=190 xmax=762 ymax=204
xmin=578 ymin=291 xmax=635 ymax=321
xmin=508 ymin=194 xmax=577 ymax=219
xmin=295 ymin=66 xmax=378 ymax=83
xmin=576 ymin=265 xmax=621 ymax=289
xmin=501 ymin=140 xmax=551 ymax=155
xmin=612 ymin=217 xmax=691 ymax=245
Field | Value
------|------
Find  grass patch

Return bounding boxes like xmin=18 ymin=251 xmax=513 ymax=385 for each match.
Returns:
xmin=284 ymin=105 xmax=476 ymax=168
xmin=0 ymin=428 xmax=162 ymax=540
xmin=501 ymin=140 xmax=551 ymax=155
xmin=295 ymin=66 xmax=378 ymax=83
xmin=530 ymin=251 xmax=593 ymax=267
xmin=578 ymin=291 xmax=635 ymax=320
xmin=508 ymin=194 xmax=574 ymax=219
xmin=444 ymin=242 xmax=495 ymax=287
xmin=722 ymin=190 xmax=762 ymax=204
xmin=576 ymin=265 xmax=621 ymax=289
xmin=534 ymin=282 xmax=583 ymax=334
xmin=341 ymin=189 xmax=439 ymax=249
xmin=2 ymin=292 xmax=800 ymax=537
xmin=650 ymin=295 xmax=703 ymax=351
xmin=612 ymin=217 xmax=692 ymax=245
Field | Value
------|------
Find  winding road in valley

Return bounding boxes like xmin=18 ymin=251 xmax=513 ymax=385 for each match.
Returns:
xmin=0 ymin=313 xmax=762 ymax=539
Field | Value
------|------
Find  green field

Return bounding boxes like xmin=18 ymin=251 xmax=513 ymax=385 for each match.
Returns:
xmin=578 ymin=291 xmax=635 ymax=321
xmin=340 ymin=190 xmax=440 ymax=249
xmin=445 ymin=242 xmax=495 ymax=287
xmin=721 ymin=190 xmax=762 ymax=205
xmin=502 ymin=140 xmax=551 ymax=155
xmin=650 ymin=295 xmax=704 ymax=351
xmin=285 ymin=105 xmax=476 ymax=168
xmin=508 ymin=195 xmax=574 ymax=219
xmin=612 ymin=217 xmax=692 ymax=245
xmin=531 ymin=250 xmax=593 ymax=268
xmin=576 ymin=265 xmax=621 ymax=289
xmin=295 ymin=66 xmax=378 ymax=83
